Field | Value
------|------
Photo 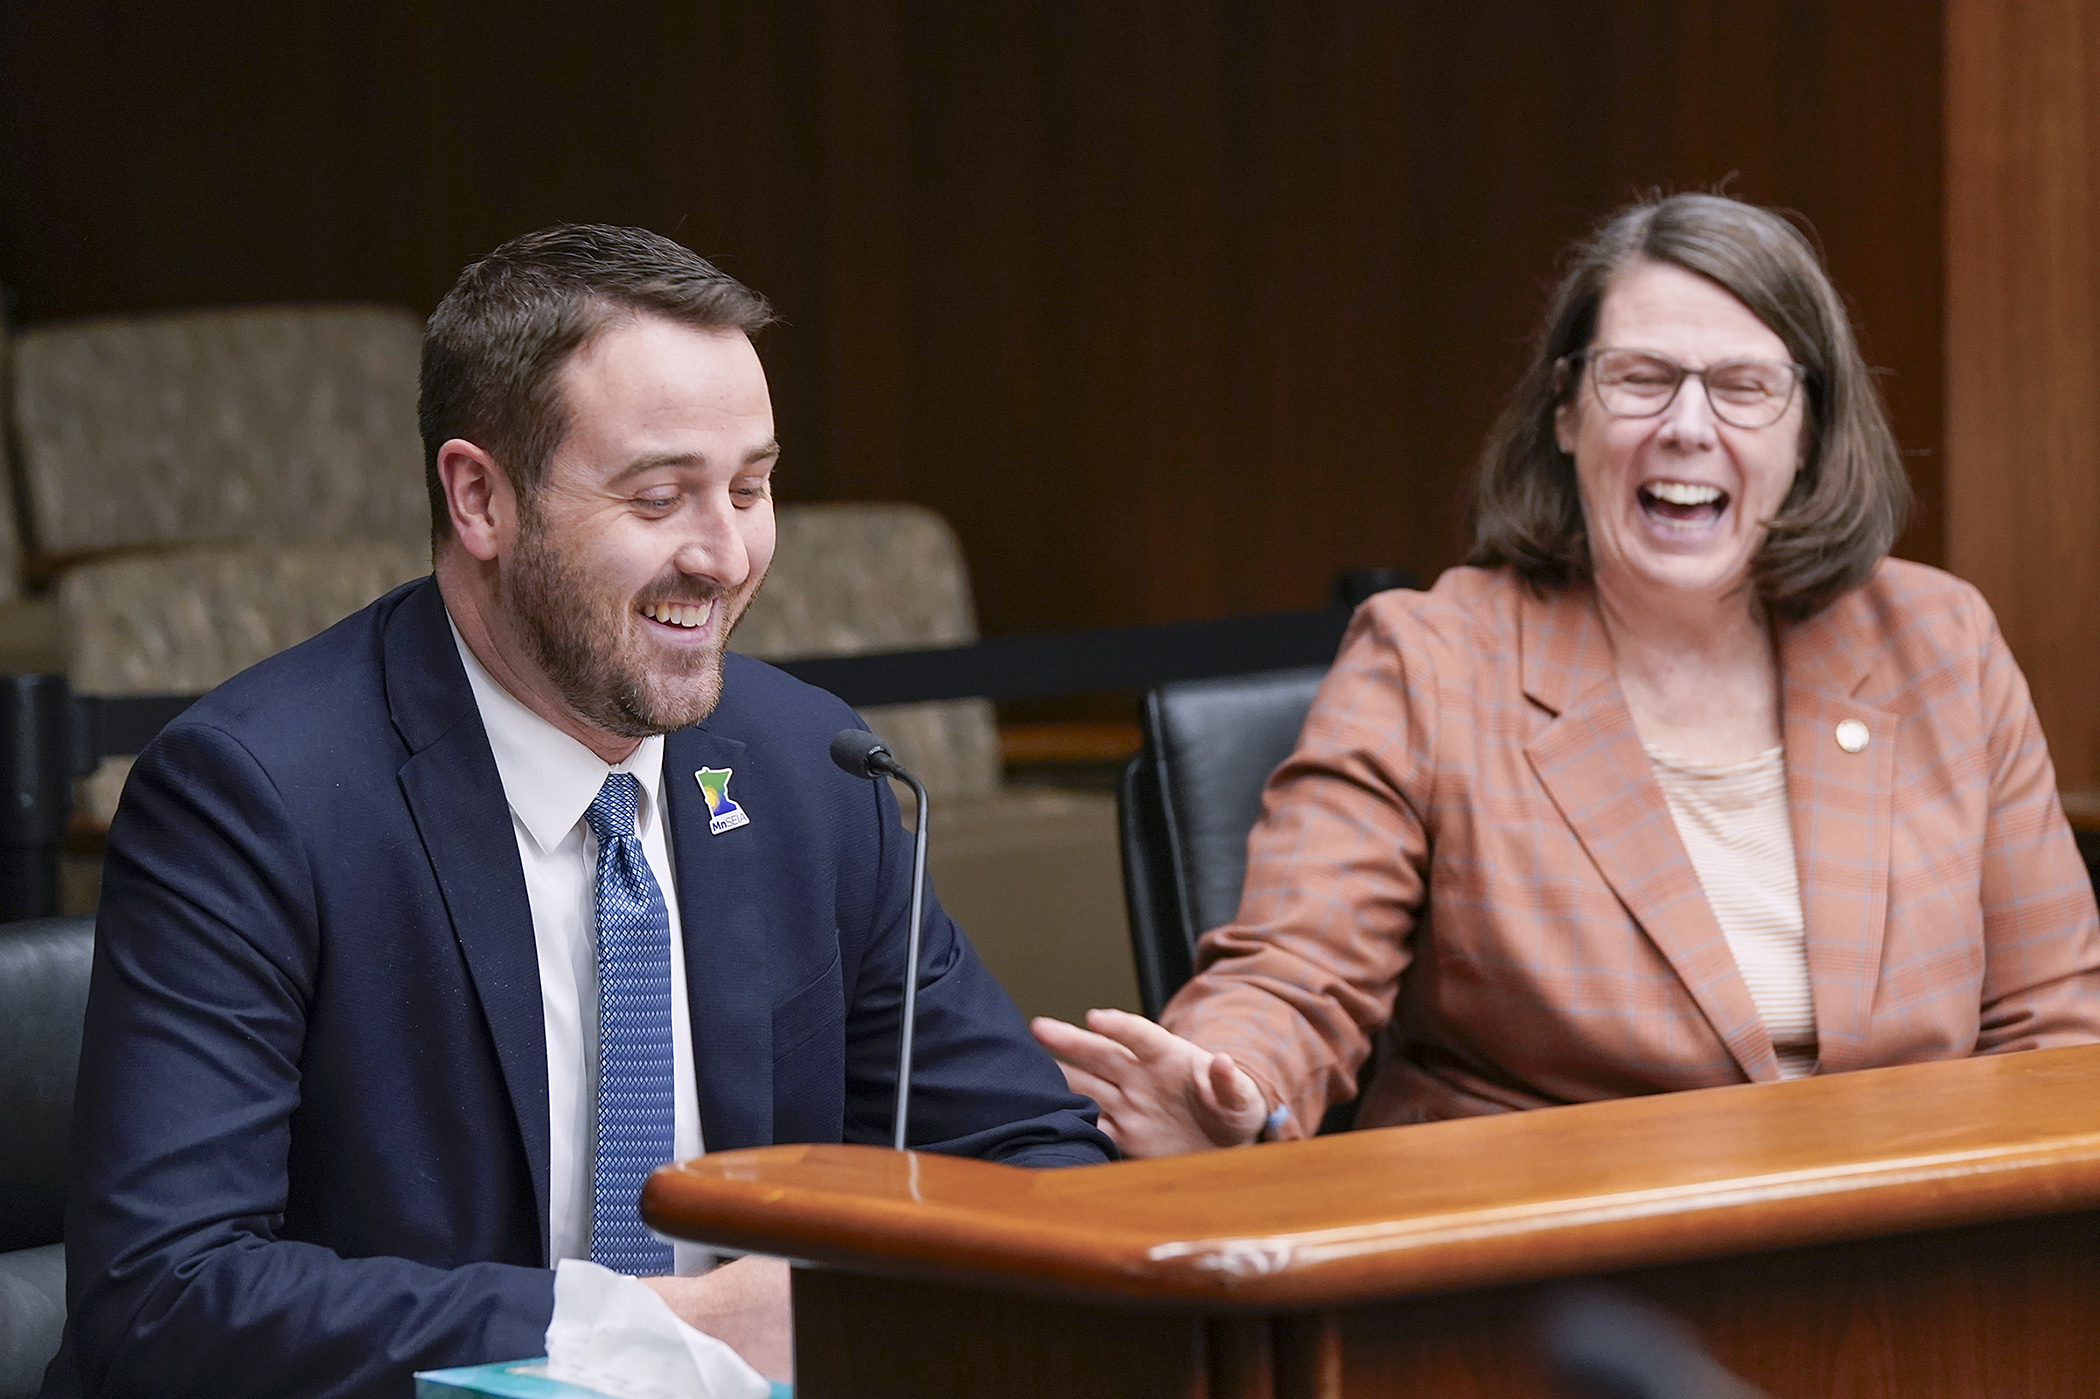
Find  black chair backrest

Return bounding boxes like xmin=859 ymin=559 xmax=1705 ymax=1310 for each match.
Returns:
xmin=0 ymin=916 xmax=94 ymax=1253
xmin=1118 ymin=667 xmax=1325 ymax=1019
xmin=2074 ymin=828 xmax=2100 ymax=899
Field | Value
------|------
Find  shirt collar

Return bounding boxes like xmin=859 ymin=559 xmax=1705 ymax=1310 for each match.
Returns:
xmin=449 ymin=617 xmax=666 ymax=856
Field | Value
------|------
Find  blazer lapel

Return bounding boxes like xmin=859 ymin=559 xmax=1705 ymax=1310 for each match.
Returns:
xmin=1520 ymin=584 xmax=1776 ymax=1081
xmin=1778 ymin=598 xmax=1897 ymax=1074
xmin=385 ymin=581 xmax=553 ymax=1260
xmin=665 ymin=725 xmax=776 ymax=1151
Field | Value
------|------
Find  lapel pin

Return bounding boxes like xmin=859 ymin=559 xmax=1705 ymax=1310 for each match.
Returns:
xmin=695 ymin=767 xmax=751 ymax=835
xmin=1834 ymin=719 xmax=1869 ymax=754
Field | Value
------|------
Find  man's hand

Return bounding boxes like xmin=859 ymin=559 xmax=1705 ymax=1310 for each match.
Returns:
xmin=641 ymin=1255 xmax=792 ymax=1382
xmin=1030 ymin=1008 xmax=1268 ymax=1158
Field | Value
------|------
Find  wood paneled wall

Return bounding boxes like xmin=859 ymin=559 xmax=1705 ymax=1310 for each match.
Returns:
xmin=1 ymin=3 xmax=1944 ymax=643
xmin=1946 ymin=0 xmax=2100 ymax=788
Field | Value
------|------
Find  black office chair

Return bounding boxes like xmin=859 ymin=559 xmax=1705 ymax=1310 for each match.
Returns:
xmin=1117 ymin=571 xmax=1416 ymax=1015
xmin=2074 ymin=829 xmax=2100 ymax=900
xmin=1118 ymin=667 xmax=1327 ymax=1019
xmin=0 ymin=915 xmax=94 ymax=1399
xmin=1121 ymin=667 xmax=1377 ymax=1133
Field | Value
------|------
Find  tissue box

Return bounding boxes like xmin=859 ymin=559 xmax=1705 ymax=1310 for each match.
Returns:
xmin=415 ymin=1359 xmax=790 ymax=1399
xmin=415 ymin=1360 xmax=612 ymax=1397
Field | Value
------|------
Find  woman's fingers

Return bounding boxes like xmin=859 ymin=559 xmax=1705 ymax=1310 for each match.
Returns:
xmin=1034 ymin=1009 xmax=1211 ymax=1080
xmin=1050 ymin=1061 xmax=1123 ymax=1110
xmin=1030 ymin=1015 xmax=1144 ymax=1079
xmin=1194 ymin=1051 xmax=1268 ymax=1144
xmin=1028 ymin=1014 xmax=1083 ymax=1057
xmin=1034 ymin=1009 xmax=1264 ymax=1155
xmin=1205 ymin=1051 xmax=1260 ymax=1114
xmin=1081 ymin=1007 xmax=1200 ymax=1064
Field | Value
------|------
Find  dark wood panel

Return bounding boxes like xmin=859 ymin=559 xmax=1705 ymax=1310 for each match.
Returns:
xmin=791 ymin=1267 xmax=1206 ymax=1399
xmin=0 ymin=2 xmax=1945 ymax=645
xmin=806 ymin=3 xmax=1946 ymax=637
xmin=1945 ymin=0 xmax=2100 ymax=787
xmin=1297 ymin=1208 xmax=2100 ymax=1399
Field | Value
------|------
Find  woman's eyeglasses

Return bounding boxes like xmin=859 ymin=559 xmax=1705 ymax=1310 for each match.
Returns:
xmin=1566 ymin=348 xmax=1807 ymax=429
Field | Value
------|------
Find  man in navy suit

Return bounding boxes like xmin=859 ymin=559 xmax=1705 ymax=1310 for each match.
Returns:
xmin=54 ymin=226 xmax=1111 ymax=1399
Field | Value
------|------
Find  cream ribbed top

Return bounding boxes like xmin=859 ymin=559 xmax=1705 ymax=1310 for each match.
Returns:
xmin=1646 ymin=744 xmax=1817 ymax=1079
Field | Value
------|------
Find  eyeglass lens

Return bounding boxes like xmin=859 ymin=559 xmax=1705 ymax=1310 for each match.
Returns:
xmin=1589 ymin=350 xmax=1798 ymax=429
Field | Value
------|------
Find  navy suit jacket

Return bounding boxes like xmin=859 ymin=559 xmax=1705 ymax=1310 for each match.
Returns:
xmin=55 ymin=577 xmax=1111 ymax=1399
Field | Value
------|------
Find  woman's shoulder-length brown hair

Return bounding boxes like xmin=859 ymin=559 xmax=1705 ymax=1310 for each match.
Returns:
xmin=1467 ymin=192 xmax=1910 ymax=621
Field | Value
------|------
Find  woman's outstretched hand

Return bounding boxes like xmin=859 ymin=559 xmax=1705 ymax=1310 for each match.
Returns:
xmin=1030 ymin=1008 xmax=1269 ymax=1158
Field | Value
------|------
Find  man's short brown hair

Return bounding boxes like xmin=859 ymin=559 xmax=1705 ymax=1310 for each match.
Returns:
xmin=1467 ymin=193 xmax=1909 ymax=620
xmin=419 ymin=224 xmax=775 ymax=546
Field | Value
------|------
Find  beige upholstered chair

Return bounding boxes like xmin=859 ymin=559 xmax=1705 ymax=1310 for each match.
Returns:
xmin=6 ymin=302 xmax=433 ymax=847
xmin=0 ymin=313 xmax=18 ymax=597
xmin=9 ymin=305 xmax=428 ymax=559
xmin=735 ymin=503 xmax=1138 ymax=1022
xmin=0 ymin=314 xmax=62 ymax=672
xmin=65 ymin=540 xmax=432 ymax=826
xmin=733 ymin=502 xmax=1000 ymax=801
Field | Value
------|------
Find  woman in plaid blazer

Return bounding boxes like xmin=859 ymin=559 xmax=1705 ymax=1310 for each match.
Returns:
xmin=1035 ymin=194 xmax=2100 ymax=1154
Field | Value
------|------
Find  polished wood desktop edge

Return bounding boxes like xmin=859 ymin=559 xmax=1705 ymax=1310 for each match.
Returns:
xmin=641 ymin=1043 xmax=2100 ymax=1311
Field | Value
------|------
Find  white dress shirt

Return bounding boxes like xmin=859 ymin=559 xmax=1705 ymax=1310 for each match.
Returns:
xmin=451 ymin=623 xmax=710 ymax=1276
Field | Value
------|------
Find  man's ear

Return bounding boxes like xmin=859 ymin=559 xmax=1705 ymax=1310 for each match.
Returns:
xmin=436 ymin=439 xmax=513 ymax=562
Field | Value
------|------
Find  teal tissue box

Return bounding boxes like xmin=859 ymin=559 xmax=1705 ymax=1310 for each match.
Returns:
xmin=415 ymin=1358 xmax=790 ymax=1399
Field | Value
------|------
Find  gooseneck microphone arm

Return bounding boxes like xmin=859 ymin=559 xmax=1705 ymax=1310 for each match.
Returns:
xmin=829 ymin=729 xmax=931 ymax=1151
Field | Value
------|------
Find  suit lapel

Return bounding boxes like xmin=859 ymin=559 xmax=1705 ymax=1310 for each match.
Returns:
xmin=1520 ymin=584 xmax=1775 ymax=1081
xmin=1777 ymin=597 xmax=1896 ymax=1074
xmin=665 ymin=725 xmax=775 ymax=1151
xmin=385 ymin=581 xmax=552 ymax=1260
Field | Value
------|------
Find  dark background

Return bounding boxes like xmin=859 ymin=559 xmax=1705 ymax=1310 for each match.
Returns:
xmin=0 ymin=2 xmax=1945 ymax=644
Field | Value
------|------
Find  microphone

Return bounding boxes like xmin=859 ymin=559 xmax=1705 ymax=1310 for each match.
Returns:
xmin=829 ymin=728 xmax=904 ymax=780
xmin=829 ymin=728 xmax=931 ymax=1151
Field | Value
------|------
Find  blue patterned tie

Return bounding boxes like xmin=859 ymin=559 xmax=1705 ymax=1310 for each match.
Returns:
xmin=583 ymin=773 xmax=676 ymax=1275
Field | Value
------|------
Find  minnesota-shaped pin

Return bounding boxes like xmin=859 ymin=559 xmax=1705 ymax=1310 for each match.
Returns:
xmin=694 ymin=767 xmax=750 ymax=835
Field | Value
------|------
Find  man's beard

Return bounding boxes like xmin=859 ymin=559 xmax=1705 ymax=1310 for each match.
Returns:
xmin=501 ymin=515 xmax=745 ymax=740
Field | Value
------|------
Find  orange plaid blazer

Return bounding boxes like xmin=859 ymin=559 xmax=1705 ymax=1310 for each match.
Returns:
xmin=1162 ymin=561 xmax=2100 ymax=1138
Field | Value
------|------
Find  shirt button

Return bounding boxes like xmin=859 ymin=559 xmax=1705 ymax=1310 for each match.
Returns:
xmin=1835 ymin=719 xmax=1869 ymax=753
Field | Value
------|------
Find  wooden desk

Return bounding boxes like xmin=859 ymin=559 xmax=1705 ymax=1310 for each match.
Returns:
xmin=643 ymin=1045 xmax=2100 ymax=1398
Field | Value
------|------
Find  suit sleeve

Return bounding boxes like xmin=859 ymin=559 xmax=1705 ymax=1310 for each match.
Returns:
xmin=1158 ymin=604 xmax=1435 ymax=1139
xmin=1970 ymin=599 xmax=2100 ymax=1051
xmin=836 ymin=746 xmax=1115 ymax=1167
xmin=65 ymin=721 xmax=554 ymax=1399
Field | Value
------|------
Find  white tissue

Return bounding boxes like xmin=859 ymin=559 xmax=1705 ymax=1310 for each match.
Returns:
xmin=544 ymin=1259 xmax=771 ymax=1399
